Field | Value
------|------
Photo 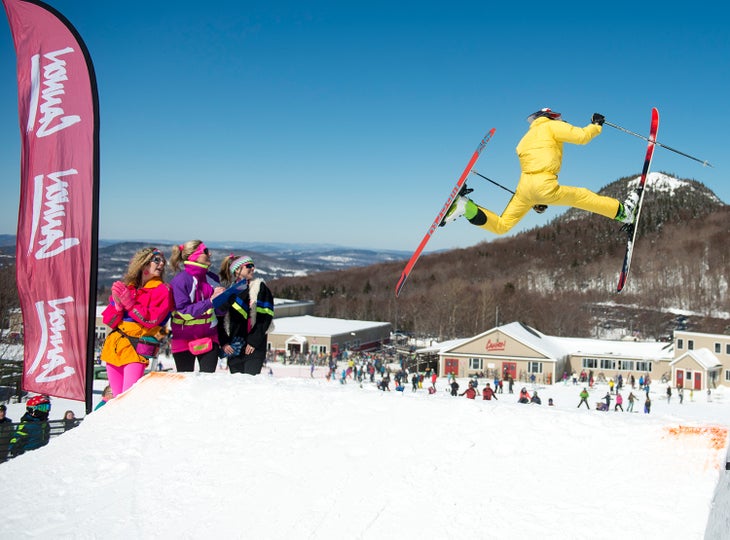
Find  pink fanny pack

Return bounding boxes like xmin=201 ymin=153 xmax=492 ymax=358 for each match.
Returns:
xmin=113 ymin=329 xmax=161 ymax=360
xmin=135 ymin=337 xmax=161 ymax=359
xmin=188 ymin=337 xmax=213 ymax=355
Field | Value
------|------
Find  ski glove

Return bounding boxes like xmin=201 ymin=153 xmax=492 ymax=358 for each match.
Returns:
xmin=591 ymin=113 xmax=605 ymax=126
xmin=111 ymin=281 xmax=135 ymax=311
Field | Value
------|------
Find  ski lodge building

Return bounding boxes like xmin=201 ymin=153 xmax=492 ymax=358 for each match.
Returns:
xmin=419 ymin=322 xmax=730 ymax=391
xmin=267 ymin=315 xmax=392 ymax=359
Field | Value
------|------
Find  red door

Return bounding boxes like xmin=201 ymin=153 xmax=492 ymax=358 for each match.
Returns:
xmin=694 ymin=372 xmax=702 ymax=390
xmin=444 ymin=358 xmax=459 ymax=376
xmin=675 ymin=370 xmax=684 ymax=388
xmin=502 ymin=362 xmax=517 ymax=380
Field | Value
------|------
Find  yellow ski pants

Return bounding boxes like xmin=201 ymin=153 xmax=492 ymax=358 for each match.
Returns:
xmin=474 ymin=171 xmax=620 ymax=235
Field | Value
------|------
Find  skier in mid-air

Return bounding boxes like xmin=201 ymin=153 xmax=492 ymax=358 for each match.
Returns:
xmin=441 ymin=108 xmax=639 ymax=232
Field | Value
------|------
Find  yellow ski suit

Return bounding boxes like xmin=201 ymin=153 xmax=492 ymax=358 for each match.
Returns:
xmin=473 ymin=117 xmax=620 ymax=235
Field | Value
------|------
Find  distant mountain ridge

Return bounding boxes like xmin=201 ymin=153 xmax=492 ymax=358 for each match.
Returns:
xmin=0 ymin=238 xmax=410 ymax=286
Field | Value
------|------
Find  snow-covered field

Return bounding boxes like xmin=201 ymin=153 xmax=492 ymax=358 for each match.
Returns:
xmin=1 ymin=361 xmax=729 ymax=539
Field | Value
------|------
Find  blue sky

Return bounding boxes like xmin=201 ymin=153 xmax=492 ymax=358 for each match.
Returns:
xmin=0 ymin=1 xmax=727 ymax=251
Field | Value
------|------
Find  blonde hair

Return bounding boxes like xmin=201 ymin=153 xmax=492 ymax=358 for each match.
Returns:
xmin=123 ymin=247 xmax=165 ymax=288
xmin=169 ymin=240 xmax=203 ymax=272
xmin=218 ymin=255 xmax=234 ymax=286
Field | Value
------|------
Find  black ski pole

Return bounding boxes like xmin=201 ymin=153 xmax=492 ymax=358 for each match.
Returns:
xmin=604 ymin=121 xmax=713 ymax=168
xmin=470 ymin=169 xmax=514 ymax=194
xmin=470 ymin=169 xmax=547 ymax=213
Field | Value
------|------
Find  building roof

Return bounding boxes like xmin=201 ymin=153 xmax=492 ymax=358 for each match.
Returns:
xmin=416 ymin=337 xmax=470 ymax=355
xmin=670 ymin=348 xmax=722 ymax=370
xmin=556 ymin=335 xmax=673 ymax=360
xmin=421 ymin=321 xmax=674 ymax=361
xmin=269 ymin=315 xmax=390 ymax=338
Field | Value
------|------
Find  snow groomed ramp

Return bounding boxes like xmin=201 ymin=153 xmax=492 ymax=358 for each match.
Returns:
xmin=0 ymin=372 xmax=728 ymax=539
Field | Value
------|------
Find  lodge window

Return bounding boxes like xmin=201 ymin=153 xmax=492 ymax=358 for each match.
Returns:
xmin=686 ymin=372 xmax=692 ymax=380
xmin=600 ymin=359 xmax=616 ymax=370
xmin=527 ymin=362 xmax=543 ymax=374
xmin=725 ymin=370 xmax=730 ymax=382
xmin=469 ymin=358 xmax=483 ymax=370
xmin=715 ymin=343 xmax=721 ymax=354
xmin=582 ymin=358 xmax=598 ymax=369
xmin=726 ymin=344 xmax=730 ymax=355
xmin=677 ymin=339 xmax=684 ymax=349
xmin=618 ymin=360 xmax=634 ymax=371
xmin=688 ymin=340 xmax=694 ymax=350
xmin=636 ymin=361 xmax=652 ymax=372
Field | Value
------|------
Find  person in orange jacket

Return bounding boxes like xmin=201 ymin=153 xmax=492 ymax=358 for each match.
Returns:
xmin=441 ymin=108 xmax=639 ymax=232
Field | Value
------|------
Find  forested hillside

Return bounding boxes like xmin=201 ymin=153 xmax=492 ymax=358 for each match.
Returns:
xmin=270 ymin=173 xmax=729 ymax=340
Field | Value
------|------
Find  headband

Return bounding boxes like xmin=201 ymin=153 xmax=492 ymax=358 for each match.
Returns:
xmin=230 ymin=256 xmax=253 ymax=274
xmin=188 ymin=242 xmax=208 ymax=262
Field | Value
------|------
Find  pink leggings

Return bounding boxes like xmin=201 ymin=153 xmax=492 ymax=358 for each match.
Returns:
xmin=105 ymin=362 xmax=146 ymax=397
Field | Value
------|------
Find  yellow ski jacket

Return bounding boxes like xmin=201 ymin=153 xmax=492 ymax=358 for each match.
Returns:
xmin=517 ymin=117 xmax=601 ymax=176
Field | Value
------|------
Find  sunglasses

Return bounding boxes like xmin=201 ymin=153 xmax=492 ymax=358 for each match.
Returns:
xmin=244 ymin=263 xmax=255 ymax=269
xmin=151 ymin=256 xmax=166 ymax=265
xmin=203 ymin=248 xmax=209 ymax=255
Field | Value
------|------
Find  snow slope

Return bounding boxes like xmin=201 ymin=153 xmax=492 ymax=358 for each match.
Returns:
xmin=1 ymin=367 xmax=728 ymax=540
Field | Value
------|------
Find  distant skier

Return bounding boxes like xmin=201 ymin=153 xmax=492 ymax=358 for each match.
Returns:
xmin=0 ymin=405 xmax=13 ymax=463
xmin=614 ymin=393 xmax=624 ymax=412
xmin=627 ymin=391 xmax=638 ymax=412
xmin=441 ymin=108 xmax=639 ymax=232
xmin=482 ymin=383 xmax=497 ymax=401
xmin=577 ymin=388 xmax=590 ymax=409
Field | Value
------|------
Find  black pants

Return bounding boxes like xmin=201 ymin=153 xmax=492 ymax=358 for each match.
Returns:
xmin=228 ymin=352 xmax=265 ymax=375
xmin=173 ymin=347 xmax=219 ymax=373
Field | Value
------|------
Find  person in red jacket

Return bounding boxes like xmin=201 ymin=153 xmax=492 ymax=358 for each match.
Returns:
xmin=460 ymin=386 xmax=477 ymax=399
xmin=518 ymin=387 xmax=531 ymax=404
xmin=482 ymin=383 xmax=498 ymax=400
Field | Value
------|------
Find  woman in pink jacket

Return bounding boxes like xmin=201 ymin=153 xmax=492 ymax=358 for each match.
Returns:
xmin=101 ymin=247 xmax=174 ymax=396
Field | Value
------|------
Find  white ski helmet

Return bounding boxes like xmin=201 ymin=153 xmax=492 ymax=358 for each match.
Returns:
xmin=527 ymin=107 xmax=562 ymax=123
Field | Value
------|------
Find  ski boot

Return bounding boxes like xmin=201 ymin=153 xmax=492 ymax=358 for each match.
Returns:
xmin=616 ymin=190 xmax=640 ymax=224
xmin=440 ymin=185 xmax=474 ymax=227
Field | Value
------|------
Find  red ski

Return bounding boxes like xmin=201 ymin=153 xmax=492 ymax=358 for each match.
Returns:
xmin=616 ymin=108 xmax=659 ymax=292
xmin=395 ymin=129 xmax=495 ymax=297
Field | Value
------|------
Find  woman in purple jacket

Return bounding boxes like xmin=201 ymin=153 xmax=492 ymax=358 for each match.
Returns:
xmin=169 ymin=240 xmax=225 ymax=372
